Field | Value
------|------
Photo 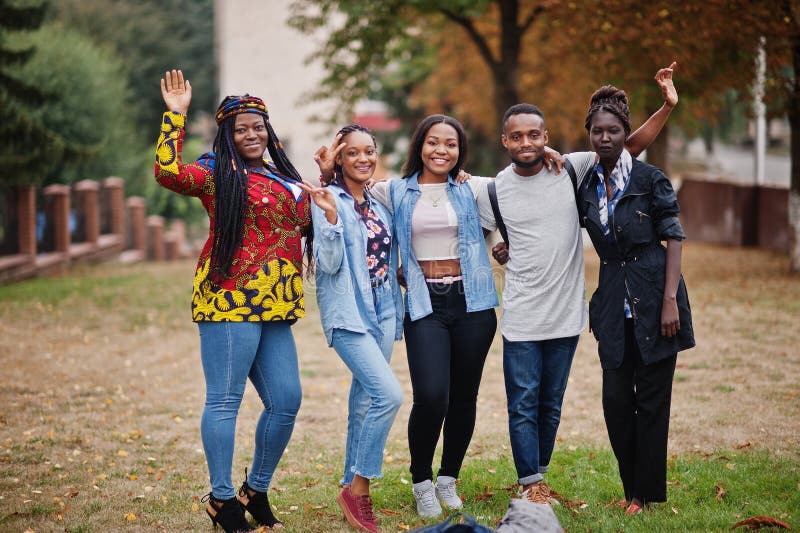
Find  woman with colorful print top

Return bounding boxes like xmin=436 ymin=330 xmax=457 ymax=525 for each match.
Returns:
xmin=301 ymin=125 xmax=404 ymax=533
xmin=578 ymin=85 xmax=694 ymax=516
xmin=156 ymin=70 xmax=311 ymax=533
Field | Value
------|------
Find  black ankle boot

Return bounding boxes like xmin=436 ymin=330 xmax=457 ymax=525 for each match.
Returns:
xmin=202 ymin=492 xmax=253 ymax=533
xmin=237 ymin=469 xmax=283 ymax=529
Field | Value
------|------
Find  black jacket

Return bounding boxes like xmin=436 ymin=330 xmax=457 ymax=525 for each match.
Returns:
xmin=577 ymin=159 xmax=694 ymax=369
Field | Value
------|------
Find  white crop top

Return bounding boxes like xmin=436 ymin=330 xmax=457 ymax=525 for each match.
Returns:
xmin=412 ymin=183 xmax=460 ymax=260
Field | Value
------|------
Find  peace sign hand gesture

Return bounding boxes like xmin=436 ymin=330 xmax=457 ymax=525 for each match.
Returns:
xmin=313 ymin=133 xmax=346 ymax=185
xmin=161 ymin=69 xmax=192 ymax=115
xmin=654 ymin=61 xmax=678 ymax=108
xmin=298 ymin=182 xmax=339 ymax=225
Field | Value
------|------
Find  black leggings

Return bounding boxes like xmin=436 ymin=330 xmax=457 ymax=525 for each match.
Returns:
xmin=404 ymin=281 xmax=497 ymax=483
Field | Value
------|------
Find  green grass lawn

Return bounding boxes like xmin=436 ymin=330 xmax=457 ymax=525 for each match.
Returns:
xmin=1 ymin=247 xmax=799 ymax=532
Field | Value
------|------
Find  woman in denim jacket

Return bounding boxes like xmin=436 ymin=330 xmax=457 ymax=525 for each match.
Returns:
xmin=367 ymin=115 xmax=499 ymax=518
xmin=577 ymin=86 xmax=694 ymax=516
xmin=302 ymin=125 xmax=404 ymax=533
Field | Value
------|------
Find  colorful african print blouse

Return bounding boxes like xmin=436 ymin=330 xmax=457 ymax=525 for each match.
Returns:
xmin=155 ymin=111 xmax=311 ymax=322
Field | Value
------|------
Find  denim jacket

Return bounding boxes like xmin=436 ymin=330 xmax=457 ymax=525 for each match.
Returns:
xmin=388 ymin=173 xmax=498 ymax=321
xmin=312 ymin=184 xmax=404 ymax=346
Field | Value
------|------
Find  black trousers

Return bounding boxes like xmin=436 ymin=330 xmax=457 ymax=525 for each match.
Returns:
xmin=404 ymin=281 xmax=497 ymax=483
xmin=602 ymin=319 xmax=676 ymax=504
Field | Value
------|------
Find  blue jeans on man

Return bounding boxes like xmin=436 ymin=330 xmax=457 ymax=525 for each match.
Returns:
xmin=503 ymin=335 xmax=579 ymax=485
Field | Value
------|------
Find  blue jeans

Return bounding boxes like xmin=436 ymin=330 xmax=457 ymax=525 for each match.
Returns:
xmin=503 ymin=335 xmax=579 ymax=485
xmin=198 ymin=321 xmax=301 ymax=499
xmin=334 ymin=283 xmax=402 ymax=485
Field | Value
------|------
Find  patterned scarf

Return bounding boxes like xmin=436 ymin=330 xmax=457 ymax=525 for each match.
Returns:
xmin=215 ymin=95 xmax=269 ymax=125
xmin=594 ymin=148 xmax=633 ymax=236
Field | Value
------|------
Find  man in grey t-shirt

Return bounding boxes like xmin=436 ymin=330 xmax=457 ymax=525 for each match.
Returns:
xmin=474 ymin=92 xmax=676 ymax=504
xmin=473 ymin=104 xmax=590 ymax=504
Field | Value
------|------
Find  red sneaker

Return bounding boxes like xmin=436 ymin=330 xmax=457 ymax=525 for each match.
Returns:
xmin=336 ymin=485 xmax=378 ymax=532
xmin=625 ymin=501 xmax=643 ymax=515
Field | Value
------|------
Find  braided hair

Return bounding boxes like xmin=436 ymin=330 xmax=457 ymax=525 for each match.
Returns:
xmin=402 ymin=114 xmax=468 ymax=179
xmin=210 ymin=95 xmax=314 ymax=282
xmin=584 ymin=85 xmax=631 ymax=136
xmin=330 ymin=124 xmax=377 ymax=221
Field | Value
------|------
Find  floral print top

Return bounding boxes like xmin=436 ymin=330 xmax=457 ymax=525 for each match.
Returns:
xmin=360 ymin=199 xmax=391 ymax=281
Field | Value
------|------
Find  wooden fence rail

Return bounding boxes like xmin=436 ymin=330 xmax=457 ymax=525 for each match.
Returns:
xmin=0 ymin=179 xmax=192 ymax=285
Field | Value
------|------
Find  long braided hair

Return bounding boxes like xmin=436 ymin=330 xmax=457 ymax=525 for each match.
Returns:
xmin=329 ymin=124 xmax=377 ymax=221
xmin=210 ymin=95 xmax=314 ymax=281
xmin=584 ymin=85 xmax=632 ymax=136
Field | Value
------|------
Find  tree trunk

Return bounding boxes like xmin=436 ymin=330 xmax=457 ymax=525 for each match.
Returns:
xmin=789 ymin=26 xmax=800 ymax=272
xmin=493 ymin=0 xmax=521 ymax=127
xmin=646 ymin=123 xmax=670 ymax=173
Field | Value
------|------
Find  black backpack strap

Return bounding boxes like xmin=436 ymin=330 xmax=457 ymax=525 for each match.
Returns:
xmin=488 ymin=180 xmax=509 ymax=246
xmin=564 ymin=157 xmax=578 ymax=195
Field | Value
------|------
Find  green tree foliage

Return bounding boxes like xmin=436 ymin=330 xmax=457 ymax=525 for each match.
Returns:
xmin=290 ymin=0 xmax=553 ymax=173
xmin=52 ymin=0 xmax=217 ymax=132
xmin=11 ymin=23 xmax=145 ymax=187
xmin=0 ymin=0 xmax=84 ymax=185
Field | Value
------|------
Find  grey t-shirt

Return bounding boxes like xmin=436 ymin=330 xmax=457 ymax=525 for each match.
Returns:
xmin=474 ymin=152 xmax=596 ymax=341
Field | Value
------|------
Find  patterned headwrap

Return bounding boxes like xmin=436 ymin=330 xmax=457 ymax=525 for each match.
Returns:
xmin=215 ymin=95 xmax=269 ymax=125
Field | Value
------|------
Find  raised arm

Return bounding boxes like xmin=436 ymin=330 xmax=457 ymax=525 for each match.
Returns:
xmin=155 ymin=69 xmax=210 ymax=196
xmin=298 ymin=182 xmax=345 ymax=274
xmin=161 ymin=69 xmax=192 ymax=115
xmin=624 ymin=62 xmax=678 ymax=158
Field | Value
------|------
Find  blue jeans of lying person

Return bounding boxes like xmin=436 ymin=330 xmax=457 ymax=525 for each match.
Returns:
xmin=198 ymin=321 xmax=301 ymax=500
xmin=503 ymin=335 xmax=579 ymax=486
xmin=336 ymin=282 xmax=403 ymax=485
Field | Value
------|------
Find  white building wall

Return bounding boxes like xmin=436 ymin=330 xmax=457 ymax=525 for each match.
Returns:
xmin=215 ymin=0 xmax=335 ymax=181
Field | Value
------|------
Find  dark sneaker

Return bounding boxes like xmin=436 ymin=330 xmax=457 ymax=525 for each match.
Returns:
xmin=336 ymin=485 xmax=378 ymax=532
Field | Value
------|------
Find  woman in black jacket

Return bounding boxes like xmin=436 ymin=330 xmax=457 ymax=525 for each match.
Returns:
xmin=577 ymin=85 xmax=694 ymax=515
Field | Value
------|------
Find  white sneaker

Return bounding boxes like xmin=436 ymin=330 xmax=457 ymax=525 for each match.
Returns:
xmin=412 ymin=479 xmax=442 ymax=518
xmin=435 ymin=475 xmax=463 ymax=510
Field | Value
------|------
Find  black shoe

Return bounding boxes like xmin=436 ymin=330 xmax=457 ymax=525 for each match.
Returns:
xmin=202 ymin=492 xmax=254 ymax=533
xmin=237 ymin=469 xmax=284 ymax=529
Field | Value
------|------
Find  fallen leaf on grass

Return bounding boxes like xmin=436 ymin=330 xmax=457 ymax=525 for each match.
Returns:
xmin=124 ymin=513 xmax=136 ymax=521
xmin=715 ymin=484 xmax=725 ymax=502
xmin=379 ymin=508 xmax=400 ymax=516
xmin=474 ymin=491 xmax=494 ymax=502
xmin=735 ymin=441 xmax=753 ymax=450
xmin=398 ymin=523 xmax=411 ymax=531
xmin=667 ymin=480 xmax=680 ymax=486
xmin=732 ymin=515 xmax=791 ymax=530
xmin=549 ymin=489 xmax=586 ymax=510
